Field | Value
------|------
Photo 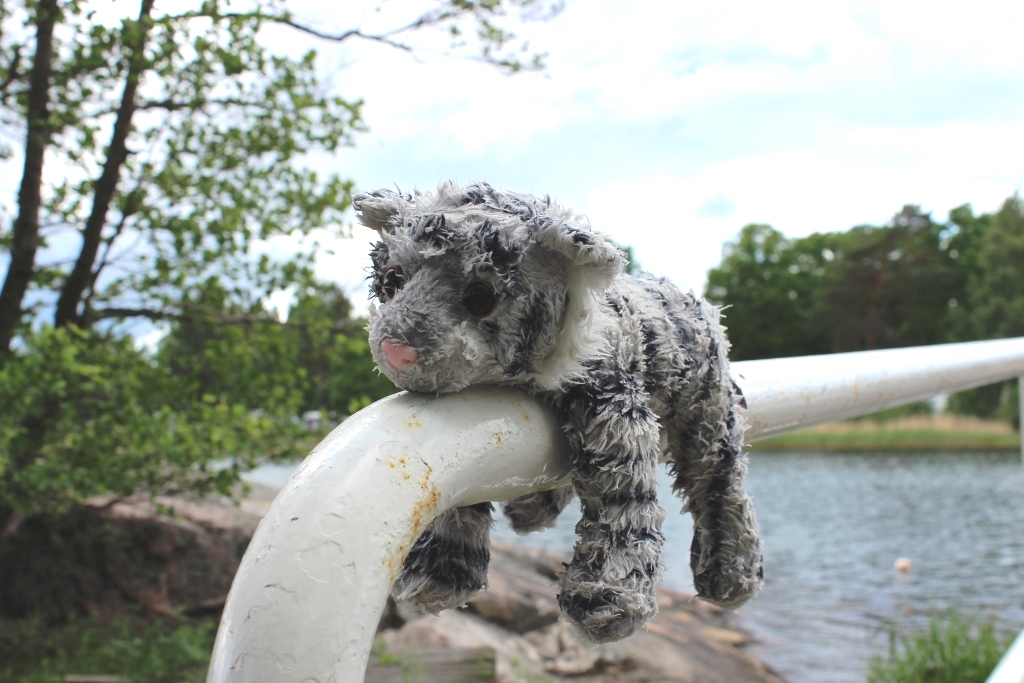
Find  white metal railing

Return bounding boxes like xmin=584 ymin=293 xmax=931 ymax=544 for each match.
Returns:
xmin=991 ymin=626 xmax=1024 ymax=683
xmin=207 ymin=337 xmax=1024 ymax=683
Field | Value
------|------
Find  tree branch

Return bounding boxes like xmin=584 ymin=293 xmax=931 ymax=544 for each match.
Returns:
xmin=0 ymin=43 xmax=24 ymax=99
xmin=81 ymin=187 xmax=145 ymax=319
xmin=54 ymin=0 xmax=157 ymax=329
xmin=267 ymin=20 xmax=416 ymax=52
xmin=85 ymin=306 xmax=174 ymax=323
xmin=86 ymin=306 xmax=357 ymax=333
xmin=0 ymin=0 xmax=58 ymax=356
xmin=134 ymin=96 xmax=257 ymax=112
xmin=164 ymin=8 xmax=444 ymax=51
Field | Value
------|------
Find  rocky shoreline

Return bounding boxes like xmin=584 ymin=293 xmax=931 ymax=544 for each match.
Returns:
xmin=2 ymin=486 xmax=785 ymax=682
xmin=379 ymin=540 xmax=785 ymax=683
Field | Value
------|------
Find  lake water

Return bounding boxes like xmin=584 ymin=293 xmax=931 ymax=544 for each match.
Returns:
xmin=725 ymin=451 xmax=1024 ymax=682
xmin=249 ymin=450 xmax=1024 ymax=682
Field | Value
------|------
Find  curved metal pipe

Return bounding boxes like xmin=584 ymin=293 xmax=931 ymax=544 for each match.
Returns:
xmin=207 ymin=387 xmax=571 ymax=682
xmin=736 ymin=336 xmax=1024 ymax=439
xmin=208 ymin=337 xmax=1024 ymax=682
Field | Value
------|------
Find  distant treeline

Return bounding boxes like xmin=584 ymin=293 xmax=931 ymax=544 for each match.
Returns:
xmin=704 ymin=194 xmax=1024 ymax=425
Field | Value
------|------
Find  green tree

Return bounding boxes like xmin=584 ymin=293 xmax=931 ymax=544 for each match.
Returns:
xmin=706 ymin=199 xmax=1020 ymax=425
xmin=960 ymin=194 xmax=1024 ymax=340
xmin=814 ymin=206 xmax=958 ymax=351
xmin=705 ymin=224 xmax=833 ymax=360
xmin=946 ymin=195 xmax=1024 ymax=425
xmin=0 ymin=325 xmax=297 ymax=515
xmin=284 ymin=285 xmax=398 ymax=415
xmin=153 ymin=279 xmax=306 ymax=414
xmin=156 ymin=281 xmax=397 ymax=420
xmin=943 ymin=203 xmax=1001 ymax=418
xmin=945 ymin=202 xmax=993 ymax=329
xmin=0 ymin=0 xmax=556 ymax=527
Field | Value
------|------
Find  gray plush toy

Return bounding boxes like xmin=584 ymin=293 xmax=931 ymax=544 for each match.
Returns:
xmin=353 ymin=181 xmax=763 ymax=644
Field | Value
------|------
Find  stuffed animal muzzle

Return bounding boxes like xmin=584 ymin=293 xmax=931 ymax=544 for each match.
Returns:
xmin=353 ymin=181 xmax=764 ymax=644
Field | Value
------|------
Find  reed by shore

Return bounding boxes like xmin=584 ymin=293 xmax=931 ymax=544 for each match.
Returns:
xmin=751 ymin=415 xmax=1021 ymax=452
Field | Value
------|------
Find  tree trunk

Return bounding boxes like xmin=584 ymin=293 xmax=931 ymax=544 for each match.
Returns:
xmin=0 ymin=0 xmax=59 ymax=356
xmin=53 ymin=0 xmax=156 ymax=329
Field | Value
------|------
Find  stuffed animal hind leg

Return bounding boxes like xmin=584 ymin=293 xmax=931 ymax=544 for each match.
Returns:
xmin=501 ymin=487 xmax=575 ymax=534
xmin=667 ymin=331 xmax=762 ymax=608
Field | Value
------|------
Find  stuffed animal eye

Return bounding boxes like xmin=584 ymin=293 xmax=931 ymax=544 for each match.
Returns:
xmin=380 ymin=266 xmax=405 ymax=301
xmin=462 ymin=280 xmax=497 ymax=317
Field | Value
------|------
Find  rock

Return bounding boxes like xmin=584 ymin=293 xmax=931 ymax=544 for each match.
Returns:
xmin=379 ymin=540 xmax=786 ymax=683
xmin=0 ymin=495 xmax=257 ymax=621
xmin=1 ymin=494 xmax=785 ymax=682
xmin=466 ymin=543 xmax=562 ymax=633
xmin=378 ymin=609 xmax=550 ymax=682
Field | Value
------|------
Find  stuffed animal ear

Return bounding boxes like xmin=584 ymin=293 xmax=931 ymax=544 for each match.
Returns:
xmin=534 ymin=221 xmax=624 ymax=286
xmin=352 ymin=189 xmax=411 ymax=234
xmin=526 ymin=220 xmax=625 ymax=391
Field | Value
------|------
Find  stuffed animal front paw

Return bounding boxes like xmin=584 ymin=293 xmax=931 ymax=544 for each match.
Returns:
xmin=354 ymin=181 xmax=763 ymax=642
xmin=558 ymin=524 xmax=664 ymax=643
xmin=391 ymin=504 xmax=493 ymax=613
xmin=558 ymin=580 xmax=659 ymax=644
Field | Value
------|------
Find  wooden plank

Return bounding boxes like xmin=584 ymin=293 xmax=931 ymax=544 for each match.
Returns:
xmin=366 ymin=647 xmax=496 ymax=682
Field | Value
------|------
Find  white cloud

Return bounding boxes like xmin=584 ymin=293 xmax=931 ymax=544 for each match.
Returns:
xmin=11 ymin=0 xmax=1022 ymax=317
xmin=250 ymin=0 xmax=1024 ymax=317
xmin=579 ymin=113 xmax=1024 ymax=295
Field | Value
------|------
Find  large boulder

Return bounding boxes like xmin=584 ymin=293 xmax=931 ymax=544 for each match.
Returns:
xmin=0 ymin=493 xmax=264 ymax=621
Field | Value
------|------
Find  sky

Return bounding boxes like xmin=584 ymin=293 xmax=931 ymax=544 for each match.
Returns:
xmin=2 ymin=0 xmax=1023 ymax=320
xmin=273 ymin=0 xmax=1024 ymax=309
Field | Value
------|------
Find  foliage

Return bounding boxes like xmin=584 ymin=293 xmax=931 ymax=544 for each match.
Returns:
xmin=997 ymin=380 xmax=1020 ymax=430
xmin=867 ymin=612 xmax=1014 ymax=683
xmin=0 ymin=0 xmax=555 ymax=524
xmin=815 ymin=206 xmax=958 ymax=351
xmin=705 ymin=224 xmax=833 ymax=360
xmin=957 ymin=194 xmax=1024 ymax=340
xmin=1 ymin=0 xmax=361 ymax=346
xmin=156 ymin=281 xmax=397 ymax=418
xmin=850 ymin=401 xmax=933 ymax=422
xmin=944 ymin=195 xmax=1024 ymax=423
xmin=265 ymin=283 xmax=398 ymax=415
xmin=0 ymin=326 xmax=306 ymax=515
xmin=946 ymin=384 xmax=1006 ymax=422
xmin=0 ymin=614 xmax=215 ymax=683
xmin=945 ymin=202 xmax=992 ymax=336
xmin=707 ymin=196 xmax=1022 ymax=428
xmin=705 ymin=208 xmax=960 ymax=360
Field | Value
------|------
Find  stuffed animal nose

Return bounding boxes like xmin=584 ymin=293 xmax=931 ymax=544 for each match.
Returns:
xmin=380 ymin=339 xmax=419 ymax=369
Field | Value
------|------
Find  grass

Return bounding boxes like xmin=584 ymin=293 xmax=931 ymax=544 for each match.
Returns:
xmin=867 ymin=612 xmax=1016 ymax=683
xmin=0 ymin=614 xmax=215 ymax=683
xmin=752 ymin=414 xmax=1021 ymax=452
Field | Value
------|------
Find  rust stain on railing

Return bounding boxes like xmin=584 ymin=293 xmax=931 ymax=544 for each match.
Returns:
xmin=381 ymin=460 xmax=439 ymax=583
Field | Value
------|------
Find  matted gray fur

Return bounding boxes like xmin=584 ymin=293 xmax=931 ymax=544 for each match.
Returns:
xmin=353 ymin=181 xmax=763 ymax=644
